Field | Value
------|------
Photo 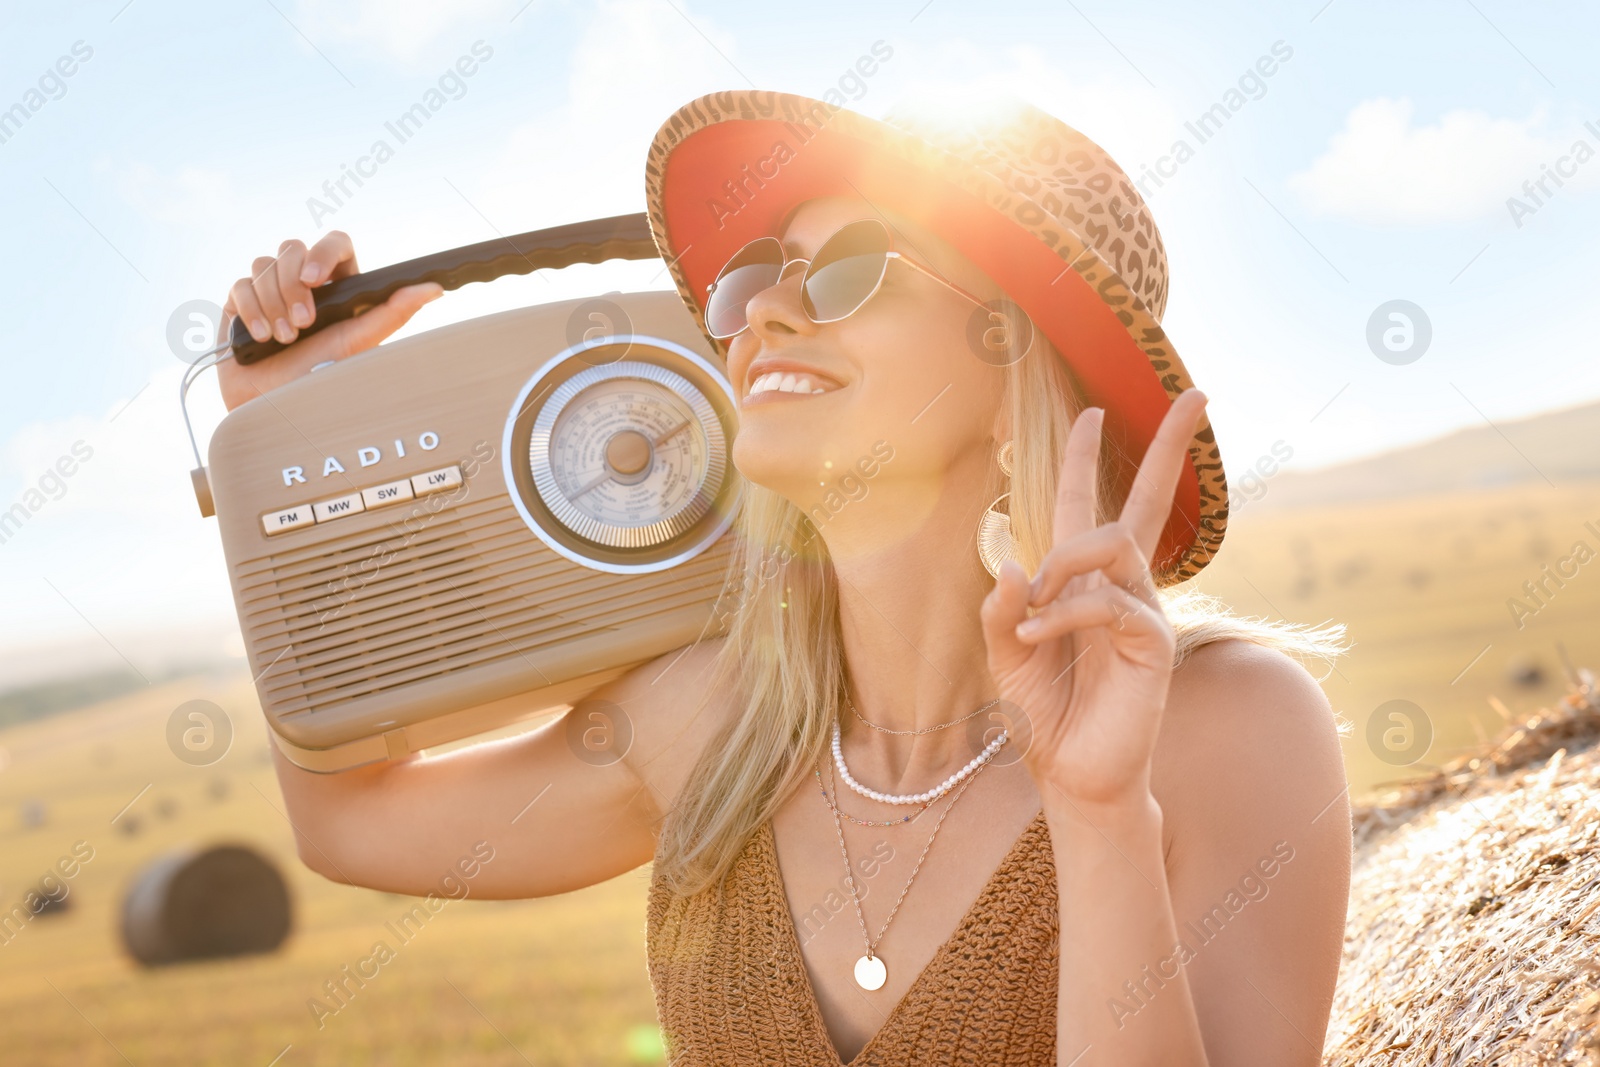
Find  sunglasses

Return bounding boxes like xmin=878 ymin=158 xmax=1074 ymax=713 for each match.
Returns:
xmin=703 ymin=217 xmax=1035 ymax=360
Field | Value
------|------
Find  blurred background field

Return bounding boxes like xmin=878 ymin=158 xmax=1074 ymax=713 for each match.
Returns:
xmin=1198 ymin=479 xmax=1600 ymax=796
xmin=1193 ymin=396 xmax=1600 ymax=798
xmin=0 ymin=673 xmax=659 ymax=1066
xmin=3 ymin=398 xmax=1600 ymax=1064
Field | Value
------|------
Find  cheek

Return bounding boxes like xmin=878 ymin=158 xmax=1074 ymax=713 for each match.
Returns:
xmin=849 ymin=308 xmax=1001 ymax=424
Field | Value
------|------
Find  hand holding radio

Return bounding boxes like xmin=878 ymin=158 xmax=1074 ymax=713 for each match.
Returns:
xmin=215 ymin=231 xmax=442 ymax=412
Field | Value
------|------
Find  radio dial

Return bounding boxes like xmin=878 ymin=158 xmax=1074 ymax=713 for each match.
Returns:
xmin=508 ymin=345 xmax=738 ymax=571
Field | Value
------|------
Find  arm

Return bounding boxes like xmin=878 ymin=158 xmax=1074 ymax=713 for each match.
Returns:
xmin=271 ymin=637 xmax=733 ymax=899
xmin=978 ymin=390 xmax=1347 ymax=1063
xmin=1048 ymin=639 xmax=1349 ymax=1065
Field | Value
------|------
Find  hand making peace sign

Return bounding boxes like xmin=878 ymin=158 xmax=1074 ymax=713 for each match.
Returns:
xmin=979 ymin=387 xmax=1210 ymax=810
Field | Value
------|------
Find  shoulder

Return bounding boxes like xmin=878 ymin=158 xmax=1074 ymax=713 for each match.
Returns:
xmin=1152 ymin=638 xmax=1348 ymax=858
xmin=580 ymin=636 xmax=742 ymax=829
xmin=1162 ymin=636 xmax=1339 ymax=747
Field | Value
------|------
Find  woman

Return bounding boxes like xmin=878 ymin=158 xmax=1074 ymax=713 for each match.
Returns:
xmin=218 ymin=92 xmax=1352 ymax=1065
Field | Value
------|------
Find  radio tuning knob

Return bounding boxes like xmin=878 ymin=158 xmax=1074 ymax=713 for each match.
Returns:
xmin=605 ymin=430 xmax=652 ymax=477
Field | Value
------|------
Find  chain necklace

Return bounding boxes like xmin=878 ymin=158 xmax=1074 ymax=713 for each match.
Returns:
xmin=847 ymin=693 xmax=1001 ymax=735
xmin=833 ymin=720 xmax=1007 ymax=805
xmin=813 ymin=762 xmax=935 ymax=827
xmin=823 ymin=737 xmax=990 ymax=991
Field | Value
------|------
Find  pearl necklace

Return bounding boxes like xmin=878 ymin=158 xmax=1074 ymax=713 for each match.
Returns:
xmin=831 ymin=720 xmax=1007 ymax=806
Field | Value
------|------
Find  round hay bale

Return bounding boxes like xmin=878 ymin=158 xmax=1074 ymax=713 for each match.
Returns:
xmin=20 ymin=799 xmax=45 ymax=829
xmin=30 ymin=880 xmax=72 ymax=918
xmin=1328 ymin=668 xmax=1600 ymax=1065
xmin=120 ymin=844 xmax=292 ymax=966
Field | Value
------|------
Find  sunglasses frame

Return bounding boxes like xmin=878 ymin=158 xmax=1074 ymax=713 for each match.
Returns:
xmin=703 ymin=217 xmax=1034 ymax=359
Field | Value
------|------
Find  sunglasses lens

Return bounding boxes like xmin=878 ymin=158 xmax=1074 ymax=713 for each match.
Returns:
xmin=801 ymin=220 xmax=890 ymax=322
xmin=705 ymin=239 xmax=783 ymax=338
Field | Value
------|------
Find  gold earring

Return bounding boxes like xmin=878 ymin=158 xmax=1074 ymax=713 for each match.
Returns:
xmin=977 ymin=440 xmax=1023 ymax=579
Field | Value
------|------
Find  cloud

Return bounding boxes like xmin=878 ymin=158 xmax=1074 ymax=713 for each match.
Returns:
xmin=888 ymin=39 xmax=1180 ymax=170
xmin=0 ymin=363 xmax=222 ymax=522
xmin=288 ymin=0 xmax=510 ymax=63
xmin=1287 ymin=97 xmax=1600 ymax=226
xmin=99 ymin=160 xmax=234 ymax=225
xmin=0 ymin=364 xmax=239 ymax=659
xmin=472 ymin=0 xmax=742 ymax=226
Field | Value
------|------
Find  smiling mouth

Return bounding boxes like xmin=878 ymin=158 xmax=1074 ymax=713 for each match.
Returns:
xmin=742 ymin=371 xmax=844 ymax=403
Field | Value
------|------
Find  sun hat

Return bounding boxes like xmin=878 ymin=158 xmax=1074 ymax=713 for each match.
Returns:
xmin=642 ymin=89 xmax=1227 ymax=585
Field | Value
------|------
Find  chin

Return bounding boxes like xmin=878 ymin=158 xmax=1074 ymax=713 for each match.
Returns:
xmin=732 ymin=412 xmax=901 ymax=526
xmin=729 ymin=424 xmax=829 ymax=501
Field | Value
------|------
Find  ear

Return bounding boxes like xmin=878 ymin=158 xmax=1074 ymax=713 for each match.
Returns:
xmin=989 ymin=380 xmax=1013 ymax=445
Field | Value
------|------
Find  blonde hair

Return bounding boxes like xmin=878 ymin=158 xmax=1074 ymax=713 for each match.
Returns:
xmin=652 ymin=330 xmax=1349 ymax=896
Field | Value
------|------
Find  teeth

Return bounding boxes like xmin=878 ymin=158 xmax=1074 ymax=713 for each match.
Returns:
xmin=745 ymin=371 xmax=839 ymax=398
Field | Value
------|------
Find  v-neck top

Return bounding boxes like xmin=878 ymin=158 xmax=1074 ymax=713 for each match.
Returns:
xmin=645 ymin=808 xmax=1059 ymax=1066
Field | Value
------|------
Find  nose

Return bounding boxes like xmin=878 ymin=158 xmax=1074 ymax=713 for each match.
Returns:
xmin=741 ymin=259 xmax=816 ymax=342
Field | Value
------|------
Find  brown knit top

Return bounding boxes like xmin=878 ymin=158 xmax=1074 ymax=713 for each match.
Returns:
xmin=645 ymin=808 xmax=1060 ymax=1066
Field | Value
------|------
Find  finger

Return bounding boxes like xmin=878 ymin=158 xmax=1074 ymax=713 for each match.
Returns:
xmin=228 ymin=276 xmax=272 ymax=343
xmin=1014 ymin=583 xmax=1161 ymax=644
xmin=1050 ymin=406 xmax=1105 ymax=550
xmin=301 ymin=230 xmax=357 ymax=287
xmin=319 ymin=282 xmax=443 ymax=360
xmin=275 ymin=240 xmax=315 ymax=329
xmin=250 ymin=255 xmax=296 ymax=344
xmin=1120 ymin=388 xmax=1208 ymax=562
xmin=1027 ymin=521 xmax=1154 ymax=609
xmin=219 ymin=293 xmax=237 ymax=346
xmin=980 ymin=558 xmax=1036 ymax=670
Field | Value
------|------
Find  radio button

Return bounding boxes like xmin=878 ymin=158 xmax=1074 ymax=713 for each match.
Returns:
xmin=262 ymin=504 xmax=315 ymax=536
xmin=362 ymin=479 xmax=415 ymax=509
xmin=412 ymin=465 xmax=463 ymax=495
xmin=312 ymin=492 xmax=366 ymax=522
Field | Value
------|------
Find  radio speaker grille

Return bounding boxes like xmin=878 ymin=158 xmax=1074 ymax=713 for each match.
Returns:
xmin=234 ymin=495 xmax=730 ymax=720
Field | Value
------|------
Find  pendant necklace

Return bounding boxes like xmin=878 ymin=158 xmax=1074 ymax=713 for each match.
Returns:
xmin=822 ymin=738 xmax=992 ymax=991
xmin=813 ymin=764 xmax=934 ymax=827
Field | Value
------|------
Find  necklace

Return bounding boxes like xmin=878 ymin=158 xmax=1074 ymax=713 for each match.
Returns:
xmin=824 ymin=738 xmax=989 ymax=991
xmin=832 ymin=720 xmax=1007 ymax=805
xmin=847 ymin=693 xmax=1001 ymax=735
xmin=813 ymin=765 xmax=934 ymax=827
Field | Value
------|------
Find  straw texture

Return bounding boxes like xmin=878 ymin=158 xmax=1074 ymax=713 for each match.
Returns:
xmin=1326 ymin=666 xmax=1600 ymax=1066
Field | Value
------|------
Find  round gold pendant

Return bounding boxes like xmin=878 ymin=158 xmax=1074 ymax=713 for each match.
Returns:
xmin=854 ymin=953 xmax=887 ymax=991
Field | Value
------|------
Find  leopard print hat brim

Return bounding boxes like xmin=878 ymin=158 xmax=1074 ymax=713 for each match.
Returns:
xmin=644 ymin=90 xmax=1227 ymax=585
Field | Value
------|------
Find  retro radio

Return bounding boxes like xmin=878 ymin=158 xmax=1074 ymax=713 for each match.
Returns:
xmin=183 ymin=214 xmax=743 ymax=771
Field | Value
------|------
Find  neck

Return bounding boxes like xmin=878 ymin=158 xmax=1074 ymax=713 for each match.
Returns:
xmin=817 ymin=460 xmax=1008 ymax=795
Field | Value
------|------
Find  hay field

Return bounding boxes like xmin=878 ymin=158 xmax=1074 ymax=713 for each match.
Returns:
xmin=0 ymin=672 xmax=663 ymax=1066
xmin=3 ymin=477 xmax=1599 ymax=1063
xmin=1194 ymin=479 xmax=1600 ymax=798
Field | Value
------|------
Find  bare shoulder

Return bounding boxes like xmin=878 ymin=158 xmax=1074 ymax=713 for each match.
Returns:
xmin=579 ymin=636 xmax=742 ymax=831
xmin=1152 ymin=638 xmax=1349 ymax=858
xmin=1146 ymin=636 xmax=1352 ymax=1057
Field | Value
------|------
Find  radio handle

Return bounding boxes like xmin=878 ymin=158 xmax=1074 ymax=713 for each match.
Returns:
xmin=227 ymin=212 xmax=662 ymax=366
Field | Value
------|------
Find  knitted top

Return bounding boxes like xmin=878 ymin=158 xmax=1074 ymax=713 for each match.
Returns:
xmin=645 ymin=808 xmax=1060 ymax=1066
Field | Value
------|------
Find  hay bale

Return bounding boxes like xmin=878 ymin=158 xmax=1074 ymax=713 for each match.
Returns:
xmin=119 ymin=844 xmax=292 ymax=966
xmin=29 ymin=880 xmax=72 ymax=917
xmin=1325 ymin=667 xmax=1600 ymax=1065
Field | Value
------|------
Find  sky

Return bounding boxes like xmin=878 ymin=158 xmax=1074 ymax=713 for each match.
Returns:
xmin=1 ymin=0 xmax=1597 ymax=685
